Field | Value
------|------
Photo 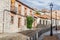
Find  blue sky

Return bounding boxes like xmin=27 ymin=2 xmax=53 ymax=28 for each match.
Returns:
xmin=19 ymin=0 xmax=60 ymax=10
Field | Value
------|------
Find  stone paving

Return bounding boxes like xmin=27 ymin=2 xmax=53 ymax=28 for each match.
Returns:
xmin=38 ymin=29 xmax=60 ymax=40
xmin=0 ymin=33 xmax=29 ymax=40
xmin=43 ymin=35 xmax=59 ymax=40
xmin=0 ymin=26 xmax=60 ymax=40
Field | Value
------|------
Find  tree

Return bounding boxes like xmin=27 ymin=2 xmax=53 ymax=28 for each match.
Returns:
xmin=27 ymin=16 xmax=34 ymax=29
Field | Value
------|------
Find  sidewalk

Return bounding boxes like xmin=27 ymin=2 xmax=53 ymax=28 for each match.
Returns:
xmin=38 ymin=29 xmax=60 ymax=40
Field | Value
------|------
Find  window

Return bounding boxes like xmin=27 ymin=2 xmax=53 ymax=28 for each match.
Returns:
xmin=24 ymin=7 xmax=27 ymax=16
xmin=46 ymin=20 xmax=47 ymax=25
xmin=11 ymin=0 xmax=15 ymax=4
xmin=18 ymin=3 xmax=21 ymax=15
xmin=30 ymin=10 xmax=32 ymax=15
xmin=11 ymin=0 xmax=15 ymax=6
xmin=10 ymin=15 xmax=14 ymax=24
xmin=18 ymin=18 xmax=20 ymax=28
xmin=11 ymin=0 xmax=15 ymax=11
xmin=24 ymin=7 xmax=27 ymax=25
xmin=24 ymin=18 xmax=27 ymax=25
xmin=43 ymin=20 xmax=44 ymax=25
xmin=40 ymin=19 xmax=41 ymax=24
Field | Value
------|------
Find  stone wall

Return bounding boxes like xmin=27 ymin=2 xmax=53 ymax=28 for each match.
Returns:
xmin=0 ymin=0 xmax=10 ymax=33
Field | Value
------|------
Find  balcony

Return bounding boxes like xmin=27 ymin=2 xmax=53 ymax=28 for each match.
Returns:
xmin=11 ymin=7 xmax=17 ymax=14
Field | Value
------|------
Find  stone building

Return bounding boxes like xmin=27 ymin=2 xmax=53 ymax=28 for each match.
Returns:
xmin=0 ymin=0 xmax=37 ymax=33
xmin=0 ymin=0 xmax=60 ymax=33
xmin=10 ymin=0 xmax=35 ymax=32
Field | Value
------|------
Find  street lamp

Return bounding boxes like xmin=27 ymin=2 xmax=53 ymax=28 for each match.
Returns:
xmin=55 ymin=11 xmax=57 ymax=30
xmin=2 ymin=10 xmax=5 ymax=33
xmin=49 ymin=3 xmax=53 ymax=36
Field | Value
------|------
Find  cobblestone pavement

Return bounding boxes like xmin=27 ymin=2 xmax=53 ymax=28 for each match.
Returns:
xmin=38 ymin=29 xmax=60 ymax=40
xmin=0 ymin=33 xmax=28 ymax=40
xmin=0 ymin=28 xmax=60 ymax=40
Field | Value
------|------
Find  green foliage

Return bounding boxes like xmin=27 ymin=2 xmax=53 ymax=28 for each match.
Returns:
xmin=27 ymin=16 xmax=34 ymax=29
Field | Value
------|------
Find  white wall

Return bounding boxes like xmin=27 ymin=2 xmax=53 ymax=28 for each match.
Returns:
xmin=0 ymin=0 xmax=10 ymax=33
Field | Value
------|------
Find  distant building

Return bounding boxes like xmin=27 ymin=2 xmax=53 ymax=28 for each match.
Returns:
xmin=41 ymin=9 xmax=60 ymax=26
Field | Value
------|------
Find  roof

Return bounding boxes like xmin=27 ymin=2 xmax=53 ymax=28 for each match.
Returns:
xmin=16 ymin=0 xmax=35 ymax=11
xmin=40 ymin=14 xmax=49 ymax=19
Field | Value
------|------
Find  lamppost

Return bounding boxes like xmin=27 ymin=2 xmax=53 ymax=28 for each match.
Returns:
xmin=49 ymin=3 xmax=53 ymax=36
xmin=2 ymin=10 xmax=5 ymax=33
xmin=55 ymin=11 xmax=57 ymax=30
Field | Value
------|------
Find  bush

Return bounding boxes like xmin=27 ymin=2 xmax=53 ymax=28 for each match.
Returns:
xmin=27 ymin=16 xmax=34 ymax=29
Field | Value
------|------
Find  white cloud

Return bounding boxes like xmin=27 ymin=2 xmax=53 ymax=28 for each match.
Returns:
xmin=20 ymin=0 xmax=60 ymax=10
